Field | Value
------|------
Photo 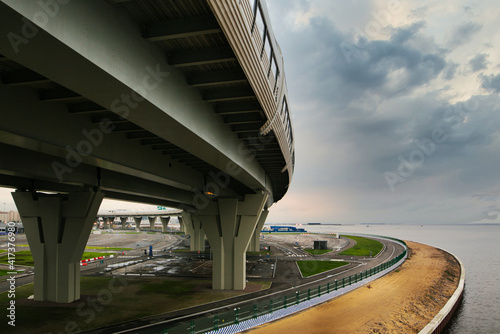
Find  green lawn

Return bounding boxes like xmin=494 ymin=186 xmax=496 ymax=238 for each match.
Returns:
xmin=85 ymin=246 xmax=133 ymax=251
xmin=0 ymin=251 xmax=116 ymax=267
xmin=304 ymin=249 xmax=332 ymax=255
xmin=0 ymin=269 xmax=23 ymax=276
xmin=338 ymin=236 xmax=383 ymax=257
xmin=297 ymin=260 xmax=349 ymax=277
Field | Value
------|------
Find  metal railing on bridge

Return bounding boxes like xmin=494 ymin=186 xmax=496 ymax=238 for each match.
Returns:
xmin=159 ymin=238 xmax=408 ymax=334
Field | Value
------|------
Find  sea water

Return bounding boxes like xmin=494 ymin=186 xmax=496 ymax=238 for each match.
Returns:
xmin=300 ymin=224 xmax=500 ymax=333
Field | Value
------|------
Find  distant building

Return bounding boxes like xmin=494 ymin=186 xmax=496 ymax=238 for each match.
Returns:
xmin=262 ymin=225 xmax=307 ymax=233
xmin=0 ymin=211 xmax=21 ymax=223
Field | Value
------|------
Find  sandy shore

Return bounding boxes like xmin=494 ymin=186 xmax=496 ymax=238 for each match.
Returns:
xmin=248 ymin=241 xmax=460 ymax=334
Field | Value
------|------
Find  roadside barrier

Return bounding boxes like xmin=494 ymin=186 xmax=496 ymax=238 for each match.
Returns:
xmin=418 ymin=252 xmax=465 ymax=334
xmin=80 ymin=255 xmax=115 ymax=265
xmin=159 ymin=237 xmax=408 ymax=334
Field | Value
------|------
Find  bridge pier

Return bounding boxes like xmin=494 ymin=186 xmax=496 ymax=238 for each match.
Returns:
xmin=248 ymin=209 xmax=269 ymax=252
xmin=182 ymin=212 xmax=205 ymax=251
xmin=101 ymin=217 xmax=109 ymax=229
xmin=191 ymin=215 xmax=205 ymax=251
xmin=160 ymin=217 xmax=170 ymax=232
xmin=148 ymin=217 xmax=156 ymax=230
xmin=12 ymin=189 xmax=104 ymax=303
xmin=178 ymin=215 xmax=186 ymax=233
xmin=114 ymin=217 xmax=121 ymax=229
xmin=134 ymin=217 xmax=142 ymax=230
xmin=200 ymin=193 xmax=267 ymax=290
xmin=120 ymin=217 xmax=129 ymax=229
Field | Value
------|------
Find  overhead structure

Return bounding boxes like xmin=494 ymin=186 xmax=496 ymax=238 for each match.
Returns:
xmin=0 ymin=0 xmax=294 ymax=300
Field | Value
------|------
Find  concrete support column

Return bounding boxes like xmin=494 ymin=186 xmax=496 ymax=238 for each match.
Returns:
xmin=191 ymin=215 xmax=205 ymax=251
xmin=120 ymin=217 xmax=128 ymax=229
xmin=181 ymin=212 xmax=205 ymax=251
xmin=178 ymin=215 xmax=185 ymax=233
xmin=248 ymin=209 xmax=269 ymax=252
xmin=134 ymin=217 xmax=142 ymax=231
xmin=148 ymin=217 xmax=156 ymax=230
xmin=200 ymin=193 xmax=268 ymax=290
xmin=114 ymin=217 xmax=120 ymax=229
xmin=12 ymin=189 xmax=104 ymax=303
xmin=101 ymin=217 xmax=109 ymax=229
xmin=160 ymin=217 xmax=170 ymax=232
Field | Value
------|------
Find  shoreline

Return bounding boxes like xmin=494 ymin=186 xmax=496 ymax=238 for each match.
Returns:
xmin=248 ymin=241 xmax=462 ymax=333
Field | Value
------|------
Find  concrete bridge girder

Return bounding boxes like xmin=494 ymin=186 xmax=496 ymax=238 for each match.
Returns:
xmin=0 ymin=0 xmax=271 ymax=201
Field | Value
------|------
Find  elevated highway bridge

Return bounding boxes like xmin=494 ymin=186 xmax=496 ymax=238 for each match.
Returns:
xmin=0 ymin=0 xmax=295 ymax=302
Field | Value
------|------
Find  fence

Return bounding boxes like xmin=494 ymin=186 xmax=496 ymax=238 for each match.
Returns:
xmin=158 ymin=237 xmax=407 ymax=334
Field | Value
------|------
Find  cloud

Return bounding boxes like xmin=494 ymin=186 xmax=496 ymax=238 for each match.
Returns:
xmin=480 ymin=73 xmax=500 ymax=93
xmin=442 ymin=61 xmax=459 ymax=80
xmin=469 ymin=53 xmax=489 ymax=72
xmin=284 ymin=17 xmax=448 ymax=111
xmin=447 ymin=22 xmax=482 ymax=48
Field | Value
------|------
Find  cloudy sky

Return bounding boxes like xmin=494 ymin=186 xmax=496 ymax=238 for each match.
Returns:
xmin=1 ymin=0 xmax=500 ymax=225
xmin=265 ymin=0 xmax=500 ymax=224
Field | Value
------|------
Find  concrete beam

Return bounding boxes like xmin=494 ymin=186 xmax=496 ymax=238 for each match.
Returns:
xmin=12 ymin=189 xmax=104 ymax=303
xmin=0 ymin=1 xmax=271 ymax=199
xmin=168 ymin=47 xmax=236 ymax=67
xmin=1 ymin=69 xmax=50 ymax=86
xmin=187 ymin=69 xmax=247 ymax=87
xmin=214 ymin=100 xmax=262 ymax=115
xmin=203 ymin=87 xmax=256 ymax=102
xmin=143 ymin=16 xmax=221 ymax=41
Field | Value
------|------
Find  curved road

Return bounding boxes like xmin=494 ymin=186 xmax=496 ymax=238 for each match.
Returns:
xmin=82 ymin=234 xmax=405 ymax=334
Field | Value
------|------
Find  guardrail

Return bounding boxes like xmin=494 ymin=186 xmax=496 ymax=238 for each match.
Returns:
xmin=159 ymin=237 xmax=408 ymax=334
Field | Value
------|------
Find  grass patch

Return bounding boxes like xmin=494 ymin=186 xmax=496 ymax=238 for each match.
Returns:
xmin=246 ymin=251 xmax=268 ymax=256
xmin=85 ymin=246 xmax=133 ymax=251
xmin=0 ymin=269 xmax=23 ymax=276
xmin=0 ymin=251 xmax=115 ymax=267
xmin=0 ymin=251 xmax=34 ymax=266
xmin=338 ymin=235 xmax=383 ymax=257
xmin=0 ymin=276 xmax=270 ymax=333
xmin=297 ymin=260 xmax=349 ymax=277
xmin=304 ymin=249 xmax=332 ymax=255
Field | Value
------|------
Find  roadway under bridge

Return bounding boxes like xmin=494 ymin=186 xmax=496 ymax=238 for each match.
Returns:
xmin=0 ymin=0 xmax=295 ymax=303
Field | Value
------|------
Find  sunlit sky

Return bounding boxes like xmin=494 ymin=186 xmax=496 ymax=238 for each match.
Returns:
xmin=2 ymin=1 xmax=500 ymax=224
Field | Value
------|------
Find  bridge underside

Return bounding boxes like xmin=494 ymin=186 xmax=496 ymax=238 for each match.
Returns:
xmin=0 ymin=0 xmax=284 ymax=302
